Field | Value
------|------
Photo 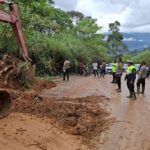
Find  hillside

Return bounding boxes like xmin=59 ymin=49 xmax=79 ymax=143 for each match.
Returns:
xmin=122 ymin=32 xmax=150 ymax=51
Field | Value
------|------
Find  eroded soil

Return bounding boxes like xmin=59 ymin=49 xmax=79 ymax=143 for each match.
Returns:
xmin=0 ymin=75 xmax=150 ymax=150
xmin=0 ymin=77 xmax=112 ymax=150
xmin=41 ymin=75 xmax=150 ymax=150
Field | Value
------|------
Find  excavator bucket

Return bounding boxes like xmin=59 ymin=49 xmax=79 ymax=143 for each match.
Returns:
xmin=0 ymin=90 xmax=11 ymax=119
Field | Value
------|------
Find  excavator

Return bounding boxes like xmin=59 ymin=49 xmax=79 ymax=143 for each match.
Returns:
xmin=0 ymin=0 xmax=31 ymax=118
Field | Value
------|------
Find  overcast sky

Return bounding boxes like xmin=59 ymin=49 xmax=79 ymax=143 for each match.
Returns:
xmin=54 ymin=0 xmax=150 ymax=33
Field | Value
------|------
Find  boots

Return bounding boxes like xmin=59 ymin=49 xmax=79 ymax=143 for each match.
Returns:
xmin=137 ymin=87 xmax=140 ymax=94
xmin=141 ymin=86 xmax=145 ymax=94
xmin=131 ymin=92 xmax=136 ymax=100
xmin=127 ymin=91 xmax=132 ymax=98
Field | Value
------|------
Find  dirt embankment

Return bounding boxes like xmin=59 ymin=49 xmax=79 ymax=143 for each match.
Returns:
xmin=0 ymin=79 xmax=56 ymax=118
xmin=0 ymin=78 xmax=113 ymax=150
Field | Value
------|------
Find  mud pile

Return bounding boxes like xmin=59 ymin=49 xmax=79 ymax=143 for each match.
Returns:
xmin=11 ymin=94 xmax=112 ymax=146
xmin=0 ymin=75 xmax=56 ymax=120
xmin=0 ymin=54 xmax=35 ymax=89
xmin=32 ymin=79 xmax=56 ymax=91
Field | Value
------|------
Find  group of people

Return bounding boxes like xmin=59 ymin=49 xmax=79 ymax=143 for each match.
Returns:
xmin=92 ymin=60 xmax=106 ymax=77
xmin=62 ymin=59 xmax=107 ymax=80
xmin=62 ymin=58 xmax=149 ymax=100
xmin=111 ymin=58 xmax=149 ymax=100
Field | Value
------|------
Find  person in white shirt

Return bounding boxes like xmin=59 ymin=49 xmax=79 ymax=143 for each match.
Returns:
xmin=63 ymin=59 xmax=70 ymax=81
xmin=92 ymin=61 xmax=98 ymax=77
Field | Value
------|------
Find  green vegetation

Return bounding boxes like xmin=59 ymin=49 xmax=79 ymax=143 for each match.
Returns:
xmin=122 ymin=49 xmax=150 ymax=64
xmin=0 ymin=0 xmax=109 ymax=75
xmin=1 ymin=1 xmax=148 ymax=77
xmin=132 ymin=49 xmax=150 ymax=64
xmin=107 ymin=21 xmax=128 ymax=58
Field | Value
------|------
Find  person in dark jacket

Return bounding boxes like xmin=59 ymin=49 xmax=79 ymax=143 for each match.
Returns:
xmin=125 ymin=61 xmax=136 ymax=99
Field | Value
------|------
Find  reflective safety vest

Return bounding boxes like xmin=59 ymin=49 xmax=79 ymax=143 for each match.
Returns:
xmin=112 ymin=63 xmax=117 ymax=73
xmin=126 ymin=65 xmax=136 ymax=74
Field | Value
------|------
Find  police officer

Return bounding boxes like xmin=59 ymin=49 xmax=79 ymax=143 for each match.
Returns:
xmin=125 ymin=60 xmax=136 ymax=99
xmin=111 ymin=59 xmax=117 ymax=83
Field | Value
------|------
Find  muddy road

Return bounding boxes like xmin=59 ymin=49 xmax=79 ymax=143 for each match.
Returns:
xmin=0 ymin=75 xmax=150 ymax=150
xmin=42 ymin=75 xmax=150 ymax=150
xmin=0 ymin=113 xmax=88 ymax=150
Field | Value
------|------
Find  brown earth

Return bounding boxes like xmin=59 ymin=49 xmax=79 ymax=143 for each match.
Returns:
xmin=0 ymin=75 xmax=150 ymax=150
xmin=11 ymin=95 xmax=112 ymax=148
xmin=0 ymin=113 xmax=88 ymax=150
xmin=0 ymin=77 xmax=113 ymax=150
xmin=41 ymin=75 xmax=150 ymax=150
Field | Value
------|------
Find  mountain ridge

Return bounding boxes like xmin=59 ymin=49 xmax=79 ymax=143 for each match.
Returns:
xmin=105 ymin=32 xmax=150 ymax=51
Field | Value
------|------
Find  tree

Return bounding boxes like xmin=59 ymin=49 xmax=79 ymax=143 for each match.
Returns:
xmin=0 ymin=0 xmax=109 ymax=75
xmin=74 ymin=17 xmax=100 ymax=39
xmin=107 ymin=21 xmax=128 ymax=58
xmin=132 ymin=50 xmax=150 ymax=64
xmin=68 ymin=11 xmax=84 ymax=24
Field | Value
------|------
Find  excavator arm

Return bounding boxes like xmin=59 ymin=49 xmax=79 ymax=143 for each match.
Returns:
xmin=0 ymin=0 xmax=31 ymax=61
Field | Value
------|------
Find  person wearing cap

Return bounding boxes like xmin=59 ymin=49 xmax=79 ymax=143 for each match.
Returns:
xmin=136 ymin=61 xmax=148 ymax=94
xmin=125 ymin=60 xmax=136 ymax=99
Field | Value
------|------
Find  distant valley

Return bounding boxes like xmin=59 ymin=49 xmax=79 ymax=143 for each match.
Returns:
xmin=122 ymin=32 xmax=150 ymax=51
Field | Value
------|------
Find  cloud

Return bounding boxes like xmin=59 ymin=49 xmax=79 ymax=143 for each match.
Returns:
xmin=53 ymin=0 xmax=150 ymax=33
xmin=123 ymin=37 xmax=137 ymax=41
xmin=144 ymin=45 xmax=148 ymax=48
xmin=54 ymin=0 xmax=79 ymax=11
xmin=138 ymin=39 xmax=143 ymax=42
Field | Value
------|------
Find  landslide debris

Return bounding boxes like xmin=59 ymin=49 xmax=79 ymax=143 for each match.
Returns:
xmin=0 ymin=53 xmax=56 ymax=119
xmin=11 ymin=95 xmax=113 ymax=147
xmin=0 ymin=54 xmax=35 ymax=89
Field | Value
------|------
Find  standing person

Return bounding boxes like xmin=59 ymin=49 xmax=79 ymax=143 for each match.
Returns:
xmin=116 ymin=58 xmax=124 ymax=92
xmin=111 ymin=59 xmax=117 ymax=83
xmin=63 ymin=59 xmax=70 ymax=81
xmin=79 ymin=62 xmax=85 ymax=75
xmin=136 ymin=61 xmax=148 ymax=94
xmin=100 ymin=60 xmax=106 ymax=77
xmin=146 ymin=64 xmax=150 ymax=78
xmin=92 ymin=61 xmax=98 ymax=77
xmin=74 ymin=60 xmax=78 ymax=74
xmin=125 ymin=60 xmax=136 ymax=99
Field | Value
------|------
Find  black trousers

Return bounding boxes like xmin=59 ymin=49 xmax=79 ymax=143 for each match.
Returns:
xmin=127 ymin=81 xmax=135 ymax=93
xmin=63 ymin=68 xmax=69 ymax=81
xmin=112 ymin=72 xmax=116 ymax=83
xmin=137 ymin=78 xmax=145 ymax=88
xmin=93 ymin=70 xmax=98 ymax=77
xmin=116 ymin=75 xmax=122 ymax=90
xmin=100 ymin=69 xmax=105 ymax=77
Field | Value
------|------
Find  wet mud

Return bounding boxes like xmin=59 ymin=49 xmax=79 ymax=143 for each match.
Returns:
xmin=0 ymin=75 xmax=150 ymax=150
xmin=42 ymin=75 xmax=150 ymax=150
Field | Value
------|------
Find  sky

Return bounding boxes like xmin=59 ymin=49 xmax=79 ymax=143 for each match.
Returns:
xmin=54 ymin=0 xmax=150 ymax=33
